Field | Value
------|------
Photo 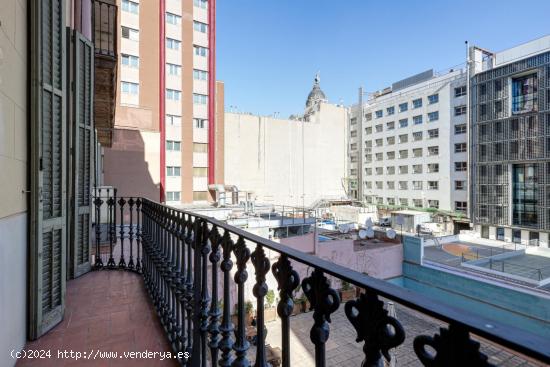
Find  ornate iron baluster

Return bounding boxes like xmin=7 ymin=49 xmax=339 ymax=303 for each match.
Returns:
xmin=272 ymin=254 xmax=300 ymax=367
xmin=219 ymin=230 xmax=235 ymax=366
xmin=208 ymin=225 xmax=222 ymax=364
xmin=251 ymin=244 xmax=270 ymax=367
xmin=118 ymin=197 xmax=126 ymax=268
xmin=345 ymin=291 xmax=405 ymax=367
xmin=414 ymin=323 xmax=494 ymax=367
xmin=199 ymin=219 xmax=211 ymax=367
xmin=232 ymin=236 xmax=251 ymax=367
xmin=302 ymin=269 xmax=340 ymax=367
xmin=93 ymin=189 xmax=104 ymax=268
xmin=106 ymin=191 xmax=116 ymax=268
xmin=184 ymin=215 xmax=195 ymax=359
xmin=135 ymin=198 xmax=142 ymax=272
xmin=127 ymin=198 xmax=135 ymax=269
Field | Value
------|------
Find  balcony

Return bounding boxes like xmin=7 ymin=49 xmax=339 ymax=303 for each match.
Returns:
xmin=17 ymin=188 xmax=549 ymax=366
xmin=93 ymin=0 xmax=118 ymax=147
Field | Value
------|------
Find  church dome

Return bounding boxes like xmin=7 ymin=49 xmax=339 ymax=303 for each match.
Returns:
xmin=306 ymin=73 xmax=327 ymax=107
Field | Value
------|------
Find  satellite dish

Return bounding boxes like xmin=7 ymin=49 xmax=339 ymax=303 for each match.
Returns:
xmin=387 ymin=229 xmax=397 ymax=239
xmin=366 ymin=228 xmax=375 ymax=239
xmin=365 ymin=218 xmax=373 ymax=227
xmin=358 ymin=229 xmax=367 ymax=239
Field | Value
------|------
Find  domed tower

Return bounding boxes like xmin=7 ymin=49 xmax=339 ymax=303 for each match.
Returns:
xmin=305 ymin=72 xmax=327 ymax=108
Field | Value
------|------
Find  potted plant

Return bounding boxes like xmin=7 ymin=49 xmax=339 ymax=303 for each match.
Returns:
xmin=292 ymin=285 xmax=303 ymax=315
xmin=264 ymin=290 xmax=277 ymax=322
xmin=299 ymin=293 xmax=311 ymax=313
xmin=339 ymin=280 xmax=356 ymax=302
xmin=245 ymin=300 xmax=254 ymax=325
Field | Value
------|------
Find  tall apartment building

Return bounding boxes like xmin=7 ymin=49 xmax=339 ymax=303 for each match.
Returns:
xmin=103 ymin=0 xmax=225 ymax=204
xmin=470 ymin=36 xmax=550 ymax=246
xmin=349 ymin=69 xmax=469 ymax=220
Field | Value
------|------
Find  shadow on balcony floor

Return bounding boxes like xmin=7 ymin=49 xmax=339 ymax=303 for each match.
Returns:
xmin=18 ymin=271 xmax=179 ymax=367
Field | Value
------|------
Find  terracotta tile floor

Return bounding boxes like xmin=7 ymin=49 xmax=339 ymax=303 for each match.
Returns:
xmin=17 ymin=271 xmax=179 ymax=367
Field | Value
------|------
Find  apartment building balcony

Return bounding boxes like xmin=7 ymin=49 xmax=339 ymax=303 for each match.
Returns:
xmin=17 ymin=189 xmax=550 ymax=366
xmin=93 ymin=0 xmax=118 ymax=147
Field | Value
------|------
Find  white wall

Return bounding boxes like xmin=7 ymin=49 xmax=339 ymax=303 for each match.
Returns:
xmin=224 ymin=103 xmax=348 ymax=207
xmin=0 ymin=0 xmax=28 ymax=364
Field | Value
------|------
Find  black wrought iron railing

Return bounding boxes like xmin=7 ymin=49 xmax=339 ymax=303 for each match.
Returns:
xmin=93 ymin=0 xmax=117 ymax=58
xmin=92 ymin=190 xmax=550 ymax=366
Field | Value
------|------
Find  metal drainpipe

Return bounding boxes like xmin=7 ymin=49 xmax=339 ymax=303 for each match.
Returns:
xmin=207 ymin=0 xmax=216 ymax=186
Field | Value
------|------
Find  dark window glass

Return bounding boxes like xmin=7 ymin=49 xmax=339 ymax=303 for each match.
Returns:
xmin=512 ymin=164 xmax=538 ymax=227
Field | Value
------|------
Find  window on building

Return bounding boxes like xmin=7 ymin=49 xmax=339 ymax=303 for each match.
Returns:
xmin=387 ymin=198 xmax=395 ymax=205
xmin=364 ymin=168 xmax=372 ymax=176
xmin=166 ymin=114 xmax=181 ymax=126
xmin=350 ymin=143 xmax=357 ymax=151
xmin=455 ymin=124 xmax=466 ymax=135
xmin=398 ymin=181 xmax=408 ymax=190
xmin=412 ymin=148 xmax=422 ymax=157
xmin=365 ymin=182 xmax=372 ymax=189
xmin=413 ymin=115 xmax=422 ymax=125
xmin=399 ymin=134 xmax=408 ymax=143
xmin=428 ymin=146 xmax=439 ymax=156
xmin=193 ymin=21 xmax=208 ymax=33
xmin=193 ymin=167 xmax=208 ymax=177
xmin=512 ymin=74 xmax=537 ymax=114
xmin=387 ymin=136 xmax=395 ymax=145
xmin=413 ymin=181 xmax=422 ymax=190
xmin=375 ymin=110 xmax=383 ymax=118
xmin=480 ymin=104 xmax=487 ymax=118
xmin=193 ymin=69 xmax=208 ymax=81
xmin=496 ymin=227 xmax=505 ymax=241
xmin=121 ymin=54 xmax=139 ymax=67
xmin=365 ymin=127 xmax=372 ymax=135
xmin=399 ymin=119 xmax=408 ymax=128
xmin=387 ymin=106 xmax=395 ymax=115
xmin=166 ymin=89 xmax=181 ymax=101
xmin=400 ymin=198 xmax=408 ymax=206
xmin=194 ymin=0 xmax=208 ymax=8
xmin=365 ymin=140 xmax=372 ymax=148
xmin=376 ymin=197 xmax=383 ymax=205
xmin=166 ymin=191 xmax=181 ymax=201
xmin=399 ymin=150 xmax=408 ymax=159
xmin=365 ymin=113 xmax=372 ymax=121
xmin=167 ymin=63 xmax=181 ymax=76
xmin=121 ymin=81 xmax=139 ymax=95
xmin=399 ymin=103 xmax=408 ymax=112
xmin=399 ymin=165 xmax=408 ymax=174
xmin=194 ymin=45 xmax=208 ymax=56
xmin=386 ymin=121 xmax=395 ymax=130
xmin=454 ymin=105 xmax=467 ymax=116
xmin=412 ymin=98 xmax=422 ymax=109
xmin=455 ymin=201 xmax=467 ymax=212
xmin=387 ymin=151 xmax=395 ymax=160
xmin=413 ymin=132 xmax=423 ymax=141
xmin=375 ymin=124 xmax=383 ymax=132
xmin=365 ymin=154 xmax=372 ymax=162
xmin=427 ymin=163 xmax=439 ymax=173
xmin=193 ymin=143 xmax=208 ymax=153
xmin=166 ymin=12 xmax=181 ymax=25
xmin=455 ymin=86 xmax=467 ymax=97
xmin=194 ymin=118 xmax=207 ymax=128
xmin=512 ymin=229 xmax=522 ymax=243
xmin=375 ymin=153 xmax=383 ymax=161
xmin=193 ymin=191 xmax=209 ymax=201
xmin=166 ymin=38 xmax=181 ymax=50
xmin=455 ymin=180 xmax=465 ymax=190
xmin=122 ymin=0 xmax=139 ymax=14
xmin=386 ymin=181 xmax=395 ymax=190
xmin=193 ymin=93 xmax=208 ymax=104
xmin=121 ymin=26 xmax=139 ymax=41
xmin=375 ymin=181 xmax=383 ymax=189
xmin=427 ymin=111 xmax=439 ymax=122
xmin=387 ymin=166 xmax=395 ymax=175
xmin=455 ymin=143 xmax=467 ymax=153
xmin=428 ymin=94 xmax=439 ymax=104
xmin=350 ymin=168 xmax=358 ymax=176
xmin=166 ymin=140 xmax=181 ymax=151
xmin=167 ymin=166 xmax=181 ymax=176
xmin=512 ymin=164 xmax=538 ymax=227
xmin=455 ymin=162 xmax=467 ymax=171
xmin=495 ymin=100 xmax=503 ymax=114
xmin=495 ymin=80 xmax=502 ymax=92
xmin=375 ymin=139 xmax=383 ymax=147
xmin=350 ymin=130 xmax=357 ymax=138
xmin=412 ymin=165 xmax=422 ymax=174
xmin=427 ymin=181 xmax=439 ymax=190
xmin=480 ymin=84 xmax=487 ymax=96
xmin=427 ymin=128 xmax=439 ymax=139
xmin=350 ymin=117 xmax=357 ymax=125
xmin=413 ymin=199 xmax=423 ymax=208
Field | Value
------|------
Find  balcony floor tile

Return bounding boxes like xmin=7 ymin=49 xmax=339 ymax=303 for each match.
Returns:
xmin=17 ymin=271 xmax=179 ymax=367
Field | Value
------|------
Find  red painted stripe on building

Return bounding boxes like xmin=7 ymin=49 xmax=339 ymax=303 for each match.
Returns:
xmin=207 ymin=0 xmax=216 ymax=185
xmin=159 ymin=0 xmax=166 ymax=202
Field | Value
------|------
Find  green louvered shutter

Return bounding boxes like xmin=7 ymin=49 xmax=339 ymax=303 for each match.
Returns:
xmin=70 ymin=31 xmax=94 ymax=278
xmin=29 ymin=0 xmax=67 ymax=339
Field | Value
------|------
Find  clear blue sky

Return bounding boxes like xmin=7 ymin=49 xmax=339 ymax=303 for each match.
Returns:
xmin=217 ymin=0 xmax=550 ymax=118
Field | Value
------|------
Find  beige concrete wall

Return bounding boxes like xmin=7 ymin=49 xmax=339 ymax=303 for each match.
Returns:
xmin=0 ymin=0 xmax=28 ymax=365
xmin=224 ymin=103 xmax=348 ymax=207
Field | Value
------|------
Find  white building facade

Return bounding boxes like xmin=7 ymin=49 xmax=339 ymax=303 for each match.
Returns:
xmin=349 ymin=69 xmax=469 ymax=215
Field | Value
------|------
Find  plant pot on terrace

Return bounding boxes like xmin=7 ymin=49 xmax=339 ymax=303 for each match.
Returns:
xmin=339 ymin=281 xmax=356 ymax=303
